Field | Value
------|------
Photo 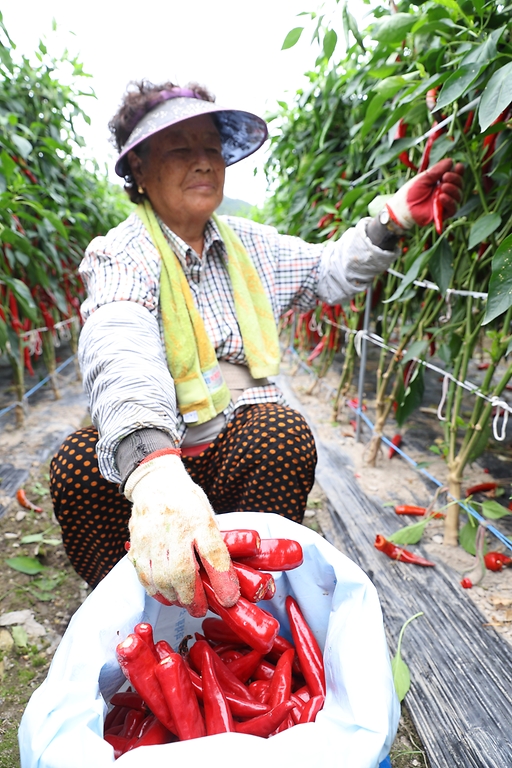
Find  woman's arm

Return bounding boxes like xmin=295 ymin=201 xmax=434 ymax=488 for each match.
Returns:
xmin=79 ymin=215 xmax=179 ymax=484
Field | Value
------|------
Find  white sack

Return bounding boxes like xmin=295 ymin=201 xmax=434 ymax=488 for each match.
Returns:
xmin=19 ymin=512 xmax=399 ymax=768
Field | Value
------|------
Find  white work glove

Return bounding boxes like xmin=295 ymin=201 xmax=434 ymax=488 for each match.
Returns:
xmin=386 ymin=159 xmax=464 ymax=230
xmin=124 ymin=453 xmax=240 ymax=618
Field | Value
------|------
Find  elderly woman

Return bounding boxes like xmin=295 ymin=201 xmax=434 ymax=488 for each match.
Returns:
xmin=50 ymin=81 xmax=463 ymax=616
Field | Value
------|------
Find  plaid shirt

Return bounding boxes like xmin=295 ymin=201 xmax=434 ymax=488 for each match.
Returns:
xmin=79 ymin=212 xmax=396 ymax=482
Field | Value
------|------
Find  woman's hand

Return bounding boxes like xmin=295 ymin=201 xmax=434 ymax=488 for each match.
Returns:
xmin=124 ymin=454 xmax=240 ymax=617
xmin=386 ymin=158 xmax=464 ymax=230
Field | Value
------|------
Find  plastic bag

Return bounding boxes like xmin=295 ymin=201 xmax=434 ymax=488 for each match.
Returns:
xmin=19 ymin=512 xmax=399 ymax=768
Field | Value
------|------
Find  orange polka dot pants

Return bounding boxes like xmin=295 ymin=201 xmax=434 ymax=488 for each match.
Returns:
xmin=50 ymin=403 xmax=317 ymax=588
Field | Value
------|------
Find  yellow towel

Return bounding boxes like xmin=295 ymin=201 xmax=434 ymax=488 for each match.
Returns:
xmin=136 ymin=202 xmax=280 ymax=425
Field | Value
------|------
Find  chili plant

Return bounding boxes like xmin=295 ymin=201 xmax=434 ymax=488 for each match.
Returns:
xmin=266 ymin=0 xmax=512 ymax=548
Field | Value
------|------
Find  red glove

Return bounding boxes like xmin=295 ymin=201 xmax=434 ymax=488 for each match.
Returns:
xmin=386 ymin=159 xmax=464 ymax=230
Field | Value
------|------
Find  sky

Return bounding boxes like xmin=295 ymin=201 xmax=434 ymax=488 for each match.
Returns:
xmin=2 ymin=0 xmax=335 ymax=206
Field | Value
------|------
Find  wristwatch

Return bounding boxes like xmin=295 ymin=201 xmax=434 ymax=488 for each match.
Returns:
xmin=379 ymin=207 xmax=407 ymax=236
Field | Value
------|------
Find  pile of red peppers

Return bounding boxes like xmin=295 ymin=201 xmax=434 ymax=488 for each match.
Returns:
xmin=104 ymin=530 xmax=326 ymax=758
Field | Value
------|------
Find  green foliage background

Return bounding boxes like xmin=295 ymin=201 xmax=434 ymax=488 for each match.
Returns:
xmin=0 ymin=14 xmax=131 ymax=353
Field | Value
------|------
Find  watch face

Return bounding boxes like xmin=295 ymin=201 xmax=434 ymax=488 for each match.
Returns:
xmin=379 ymin=209 xmax=390 ymax=225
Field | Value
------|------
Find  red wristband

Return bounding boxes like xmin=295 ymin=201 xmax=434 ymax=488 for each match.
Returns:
xmin=139 ymin=447 xmax=182 ymax=465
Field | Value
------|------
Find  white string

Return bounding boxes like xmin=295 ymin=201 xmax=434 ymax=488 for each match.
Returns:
xmin=387 ymin=268 xmax=488 ymax=300
xmin=491 ymin=398 xmax=510 ymax=441
xmin=437 ymin=374 xmax=449 ymax=422
xmin=319 ymin=317 xmax=512 ymax=417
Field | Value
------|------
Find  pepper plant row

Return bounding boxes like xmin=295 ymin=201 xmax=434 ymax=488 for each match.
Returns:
xmin=267 ymin=0 xmax=512 ymax=550
xmin=106 ymin=530 xmax=326 ymax=757
xmin=0 ymin=17 xmax=130 ymax=423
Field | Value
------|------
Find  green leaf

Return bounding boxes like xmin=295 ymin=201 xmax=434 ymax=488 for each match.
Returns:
xmin=5 ymin=556 xmax=47 ymax=575
xmin=460 ymin=26 xmax=504 ymax=68
xmin=323 ymin=29 xmax=337 ymax=61
xmin=436 ymin=64 xmax=482 ymax=111
xmin=0 ymin=149 xmax=17 ymax=182
xmin=459 ymin=516 xmax=478 ymax=555
xmin=384 ymin=248 xmax=431 ymax=303
xmin=402 ymin=340 xmax=428 ymax=365
xmin=20 ymin=534 xmax=44 ymax=544
xmin=3 ymin=277 xmax=38 ymax=321
xmin=391 ymin=612 xmax=423 ymax=702
xmin=388 ymin=515 xmax=430 ymax=545
xmin=482 ymin=234 xmax=512 ymax=325
xmin=12 ymin=626 xmax=28 ymax=648
xmin=481 ymin=500 xmax=511 ymax=520
xmin=373 ymin=13 xmax=417 ymax=44
xmin=429 ymin=239 xmax=454 ymax=295
xmin=0 ymin=316 xmax=7 ymax=351
xmin=432 ymin=0 xmax=471 ymax=23
xmin=282 ymin=27 xmax=304 ymax=50
xmin=391 ymin=654 xmax=411 ymax=702
xmin=478 ymin=62 xmax=512 ymax=132
xmin=11 ymin=134 xmax=33 ymax=159
xmin=468 ymin=213 xmax=502 ymax=249
xmin=395 ymin=366 xmax=425 ymax=427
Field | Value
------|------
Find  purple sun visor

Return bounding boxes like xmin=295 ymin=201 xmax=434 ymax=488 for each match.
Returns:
xmin=114 ymin=91 xmax=268 ymax=178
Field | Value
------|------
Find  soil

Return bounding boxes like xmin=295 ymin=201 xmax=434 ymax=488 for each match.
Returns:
xmin=6 ymin=342 xmax=510 ymax=767
xmin=281 ymin=352 xmax=512 ymax=651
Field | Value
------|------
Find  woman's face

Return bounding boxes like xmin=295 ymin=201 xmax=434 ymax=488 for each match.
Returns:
xmin=129 ymin=114 xmax=225 ymax=234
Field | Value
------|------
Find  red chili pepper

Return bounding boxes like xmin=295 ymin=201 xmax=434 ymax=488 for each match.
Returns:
xmin=374 ymin=534 xmax=436 ymax=567
xmin=418 ymin=121 xmax=444 ymax=172
xmin=484 ymin=552 xmax=512 ymax=572
xmin=267 ymin=648 xmax=294 ymax=709
xmin=118 ymin=708 xmax=146 ymax=739
xmin=298 ymin=694 xmax=325 ymax=724
xmin=307 ymin=337 xmax=326 ymax=363
xmin=125 ymin=716 xmax=176 ymax=750
xmin=109 ymin=691 xmax=146 ymax=711
xmin=8 ymin=292 xmax=23 ymax=333
xmin=188 ymin=639 xmax=255 ymax=701
xmin=285 ymin=596 xmax=326 ymax=698
xmin=154 ymin=652 xmax=205 ymax=741
xmin=115 ymin=634 xmax=176 ymax=734
xmin=201 ymin=617 xmax=243 ymax=646
xmin=16 ymin=488 xmax=43 ymax=513
xmin=134 ymin=622 xmax=158 ymax=657
xmin=23 ymin=345 xmax=34 ymax=376
xmin=154 ymin=639 xmax=175 ymax=661
xmin=426 ymin=88 xmax=439 ymax=112
xmin=388 ymin=434 xmax=402 ymax=459
xmin=234 ymin=700 xmax=295 ymax=737
xmin=104 ymin=733 xmax=130 ymax=759
xmin=395 ymin=505 xmax=444 ymax=519
xmin=201 ymin=645 xmax=236 ymax=735
xmin=218 ymin=649 xmax=243 ymax=663
xmin=222 ymin=649 xmax=263 ymax=683
xmin=104 ymin=705 xmax=130 ymax=733
xmin=460 ymin=577 xmax=473 ymax=589
xmin=248 ymin=679 xmax=271 ymax=704
xmin=261 ymin=574 xmax=276 ymax=600
xmin=253 ymin=659 xmax=276 ymax=681
xmin=226 ymin=693 xmax=271 ymax=718
xmin=201 ymin=575 xmax=280 ymax=654
xmin=317 ymin=213 xmax=334 ymax=229
xmin=432 ymin=186 xmax=443 ymax=234
xmin=426 ymin=332 xmax=436 ymax=357
xmin=465 ymin=482 xmax=498 ymax=496
xmin=395 ymin=119 xmax=418 ymax=172
xmin=221 ymin=529 xmax=261 ymax=558
xmin=232 ymin=561 xmax=275 ymax=603
xmin=235 ymin=538 xmax=304 ymax=572
xmin=463 ymin=111 xmax=475 ymax=134
xmin=395 ymin=505 xmax=427 ymax=516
